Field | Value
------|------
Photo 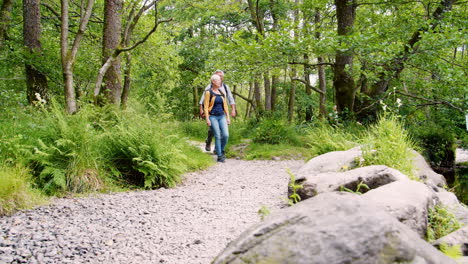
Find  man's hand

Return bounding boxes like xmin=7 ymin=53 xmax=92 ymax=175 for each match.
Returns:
xmin=206 ymin=119 xmax=211 ymax=126
xmin=230 ymin=107 xmax=236 ymax=117
xmin=227 ymin=118 xmax=231 ymax=125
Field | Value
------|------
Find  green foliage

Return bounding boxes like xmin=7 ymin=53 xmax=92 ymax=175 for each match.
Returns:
xmin=257 ymin=205 xmax=271 ymax=221
xmin=339 ymin=181 xmax=370 ymax=195
xmin=427 ymin=206 xmax=462 ymax=242
xmin=287 ymin=169 xmax=302 ymax=206
xmin=102 ymin=111 xmax=212 ymax=189
xmin=27 ymin=103 xmax=105 ymax=195
xmin=304 ymin=121 xmax=360 ymax=156
xmin=179 ymin=120 xmax=209 ymax=141
xmin=253 ymin=118 xmax=301 ymax=145
xmin=362 ymin=115 xmax=417 ymax=179
xmin=410 ymin=124 xmax=456 ymax=168
xmin=0 ymin=101 xmax=213 ymax=197
xmin=243 ymin=143 xmax=311 ymax=161
xmin=438 ymin=243 xmax=463 ymax=260
xmin=0 ymin=165 xmax=45 ymax=216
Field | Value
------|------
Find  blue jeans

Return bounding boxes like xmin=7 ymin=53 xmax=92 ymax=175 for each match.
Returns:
xmin=209 ymin=114 xmax=229 ymax=158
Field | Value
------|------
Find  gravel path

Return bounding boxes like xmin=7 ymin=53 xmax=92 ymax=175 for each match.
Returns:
xmin=0 ymin=158 xmax=304 ymax=264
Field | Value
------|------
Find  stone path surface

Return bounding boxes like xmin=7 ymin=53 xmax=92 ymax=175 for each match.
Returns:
xmin=0 ymin=158 xmax=304 ymax=264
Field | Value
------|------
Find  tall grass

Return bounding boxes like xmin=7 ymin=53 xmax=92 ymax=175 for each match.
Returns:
xmin=362 ymin=115 xmax=417 ymax=179
xmin=0 ymin=165 xmax=45 ymax=215
xmin=304 ymin=121 xmax=360 ymax=156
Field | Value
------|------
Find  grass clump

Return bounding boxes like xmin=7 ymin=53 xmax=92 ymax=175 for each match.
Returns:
xmin=243 ymin=143 xmax=311 ymax=160
xmin=426 ymin=205 xmax=462 ymax=242
xmin=362 ymin=115 xmax=417 ymax=179
xmin=304 ymin=121 xmax=360 ymax=156
xmin=0 ymin=165 xmax=45 ymax=216
xmin=252 ymin=118 xmax=301 ymax=145
xmin=438 ymin=243 xmax=463 ymax=260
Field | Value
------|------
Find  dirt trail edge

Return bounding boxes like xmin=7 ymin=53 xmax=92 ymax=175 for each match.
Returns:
xmin=0 ymin=159 xmax=304 ymax=264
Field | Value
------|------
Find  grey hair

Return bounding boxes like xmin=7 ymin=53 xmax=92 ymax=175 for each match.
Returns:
xmin=214 ymin=69 xmax=224 ymax=75
xmin=211 ymin=74 xmax=221 ymax=81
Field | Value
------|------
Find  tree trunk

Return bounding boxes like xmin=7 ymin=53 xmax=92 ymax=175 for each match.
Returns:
xmin=254 ymin=75 xmax=263 ymax=113
xmin=246 ymin=81 xmax=253 ymax=118
xmin=303 ymin=54 xmax=313 ymax=121
xmin=271 ymin=74 xmax=278 ymax=111
xmin=264 ymin=71 xmax=271 ymax=111
xmin=318 ymin=56 xmax=327 ymax=117
xmin=0 ymin=0 xmax=14 ymax=48
xmin=333 ymin=0 xmax=356 ymax=113
xmin=23 ymin=0 xmax=48 ymax=105
xmin=288 ymin=67 xmax=297 ymax=123
xmin=121 ymin=53 xmax=131 ymax=109
xmin=102 ymin=0 xmax=123 ymax=105
xmin=315 ymin=9 xmax=327 ymax=118
xmin=61 ymin=0 xmax=94 ymax=114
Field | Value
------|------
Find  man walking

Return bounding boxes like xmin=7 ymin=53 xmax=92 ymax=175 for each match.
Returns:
xmin=199 ymin=70 xmax=236 ymax=151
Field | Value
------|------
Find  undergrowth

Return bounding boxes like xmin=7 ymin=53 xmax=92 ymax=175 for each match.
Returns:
xmin=427 ymin=205 xmax=462 ymax=242
xmin=0 ymin=165 xmax=45 ymax=216
xmin=0 ymin=101 xmax=213 ymax=212
xmin=361 ymin=115 xmax=418 ymax=179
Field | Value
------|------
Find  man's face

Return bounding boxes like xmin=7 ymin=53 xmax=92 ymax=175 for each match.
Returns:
xmin=216 ymin=72 xmax=224 ymax=81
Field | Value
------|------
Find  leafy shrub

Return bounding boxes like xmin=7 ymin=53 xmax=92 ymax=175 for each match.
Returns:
xmin=0 ymin=165 xmax=45 ymax=215
xmin=411 ymin=124 xmax=456 ymax=168
xmin=362 ymin=115 xmax=417 ymax=179
xmin=253 ymin=118 xmax=300 ymax=145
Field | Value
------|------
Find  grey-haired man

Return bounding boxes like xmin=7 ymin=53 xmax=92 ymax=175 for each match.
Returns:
xmin=199 ymin=70 xmax=236 ymax=151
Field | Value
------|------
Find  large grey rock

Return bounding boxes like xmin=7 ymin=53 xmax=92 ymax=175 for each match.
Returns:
xmin=412 ymin=150 xmax=447 ymax=187
xmin=296 ymin=147 xmax=362 ymax=179
xmin=213 ymin=192 xmax=455 ymax=264
xmin=291 ymin=165 xmax=408 ymax=201
xmin=433 ymin=225 xmax=468 ymax=256
xmin=363 ymin=180 xmax=438 ymax=237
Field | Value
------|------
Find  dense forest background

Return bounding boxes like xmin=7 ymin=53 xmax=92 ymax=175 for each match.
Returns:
xmin=0 ymin=0 xmax=467 ymax=213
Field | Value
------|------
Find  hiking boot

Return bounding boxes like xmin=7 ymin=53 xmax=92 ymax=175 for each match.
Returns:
xmin=217 ymin=155 xmax=225 ymax=163
xmin=205 ymin=141 xmax=211 ymax=151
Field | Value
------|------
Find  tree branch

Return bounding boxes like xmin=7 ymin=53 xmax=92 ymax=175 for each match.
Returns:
xmin=291 ymin=78 xmax=325 ymax=95
xmin=288 ymin=61 xmax=334 ymax=68
xmin=70 ymin=0 xmax=95 ymax=61
xmin=42 ymin=2 xmax=61 ymax=19
xmin=395 ymin=90 xmax=465 ymax=113
xmin=232 ymin=91 xmax=257 ymax=114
